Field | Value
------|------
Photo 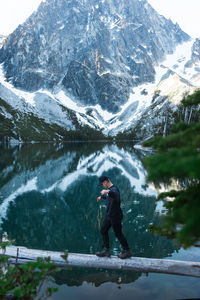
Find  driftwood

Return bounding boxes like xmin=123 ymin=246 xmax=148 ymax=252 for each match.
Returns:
xmin=1 ymin=246 xmax=200 ymax=278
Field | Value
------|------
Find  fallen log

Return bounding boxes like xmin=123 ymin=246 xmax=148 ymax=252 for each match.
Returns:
xmin=1 ymin=246 xmax=200 ymax=278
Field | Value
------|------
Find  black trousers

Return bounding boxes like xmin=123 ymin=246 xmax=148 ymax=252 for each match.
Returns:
xmin=100 ymin=216 xmax=129 ymax=250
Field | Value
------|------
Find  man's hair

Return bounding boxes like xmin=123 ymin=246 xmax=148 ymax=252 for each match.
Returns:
xmin=99 ymin=175 xmax=110 ymax=184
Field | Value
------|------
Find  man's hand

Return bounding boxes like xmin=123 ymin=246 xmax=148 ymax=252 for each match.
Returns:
xmin=100 ymin=189 xmax=109 ymax=195
xmin=97 ymin=196 xmax=101 ymax=202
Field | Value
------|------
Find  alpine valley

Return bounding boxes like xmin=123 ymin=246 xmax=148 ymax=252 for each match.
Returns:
xmin=0 ymin=0 xmax=200 ymax=143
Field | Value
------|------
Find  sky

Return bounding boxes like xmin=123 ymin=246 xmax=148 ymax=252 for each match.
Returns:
xmin=147 ymin=0 xmax=200 ymax=38
xmin=0 ymin=0 xmax=199 ymax=38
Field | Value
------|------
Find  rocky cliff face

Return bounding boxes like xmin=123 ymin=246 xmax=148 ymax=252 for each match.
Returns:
xmin=191 ymin=38 xmax=200 ymax=62
xmin=185 ymin=38 xmax=200 ymax=69
xmin=0 ymin=0 xmax=190 ymax=113
xmin=0 ymin=35 xmax=6 ymax=48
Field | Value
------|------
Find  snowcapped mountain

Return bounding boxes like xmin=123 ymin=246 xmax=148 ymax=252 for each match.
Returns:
xmin=110 ymin=38 xmax=200 ymax=137
xmin=0 ymin=0 xmax=199 ymax=142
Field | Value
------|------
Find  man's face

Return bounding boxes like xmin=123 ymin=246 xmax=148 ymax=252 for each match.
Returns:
xmin=102 ymin=180 xmax=108 ymax=188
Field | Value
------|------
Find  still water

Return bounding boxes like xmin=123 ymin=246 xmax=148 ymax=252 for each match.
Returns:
xmin=0 ymin=142 xmax=199 ymax=299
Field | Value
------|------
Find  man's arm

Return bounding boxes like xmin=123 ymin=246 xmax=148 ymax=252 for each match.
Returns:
xmin=97 ymin=196 xmax=101 ymax=202
xmin=107 ymin=187 xmax=119 ymax=217
xmin=97 ymin=190 xmax=109 ymax=202
xmin=100 ymin=189 xmax=109 ymax=195
xmin=108 ymin=186 xmax=119 ymax=198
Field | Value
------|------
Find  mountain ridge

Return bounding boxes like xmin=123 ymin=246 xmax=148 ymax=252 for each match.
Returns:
xmin=0 ymin=0 xmax=189 ymax=111
xmin=0 ymin=0 xmax=199 ymax=142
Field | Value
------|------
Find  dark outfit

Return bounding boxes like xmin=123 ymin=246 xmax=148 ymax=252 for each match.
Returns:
xmin=100 ymin=185 xmax=129 ymax=250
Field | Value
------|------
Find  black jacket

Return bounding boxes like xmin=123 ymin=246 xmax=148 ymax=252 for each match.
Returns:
xmin=101 ymin=185 xmax=123 ymax=220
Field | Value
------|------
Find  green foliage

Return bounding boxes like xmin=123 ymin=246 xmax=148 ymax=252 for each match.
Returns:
xmin=148 ymin=183 xmax=200 ymax=247
xmin=0 ymin=241 xmax=60 ymax=299
xmin=144 ymin=147 xmax=200 ymax=182
xmin=0 ymin=240 xmax=15 ymax=252
xmin=143 ymin=123 xmax=200 ymax=151
xmin=182 ymin=90 xmax=200 ymax=106
xmin=143 ymin=90 xmax=200 ymax=248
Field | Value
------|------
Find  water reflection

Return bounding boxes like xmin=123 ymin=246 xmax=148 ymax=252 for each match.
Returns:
xmin=53 ymin=267 xmax=142 ymax=287
xmin=0 ymin=142 xmax=179 ymax=286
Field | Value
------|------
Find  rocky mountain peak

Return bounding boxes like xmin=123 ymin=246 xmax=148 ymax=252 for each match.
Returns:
xmin=0 ymin=0 xmax=190 ymax=113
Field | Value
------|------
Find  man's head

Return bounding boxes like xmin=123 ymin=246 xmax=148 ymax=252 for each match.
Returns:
xmin=99 ymin=175 xmax=110 ymax=188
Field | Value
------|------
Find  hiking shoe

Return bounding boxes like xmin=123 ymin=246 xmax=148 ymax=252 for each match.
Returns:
xmin=96 ymin=248 xmax=111 ymax=257
xmin=118 ymin=249 xmax=132 ymax=259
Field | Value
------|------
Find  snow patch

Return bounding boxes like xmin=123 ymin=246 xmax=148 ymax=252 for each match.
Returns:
xmin=59 ymin=24 xmax=65 ymax=30
xmin=0 ymin=64 xmax=35 ymax=106
xmin=157 ymin=73 xmax=196 ymax=105
xmin=0 ymin=178 xmax=37 ymax=227
xmin=55 ymin=90 xmax=85 ymax=114
xmin=76 ymin=112 xmax=95 ymax=128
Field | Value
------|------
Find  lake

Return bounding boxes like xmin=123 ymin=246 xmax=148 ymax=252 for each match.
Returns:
xmin=0 ymin=142 xmax=199 ymax=299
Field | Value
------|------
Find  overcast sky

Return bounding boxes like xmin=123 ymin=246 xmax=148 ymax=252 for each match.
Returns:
xmin=0 ymin=0 xmax=199 ymax=38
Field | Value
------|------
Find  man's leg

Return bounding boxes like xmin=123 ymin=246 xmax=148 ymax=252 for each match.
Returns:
xmin=96 ymin=217 xmax=111 ymax=257
xmin=100 ymin=217 xmax=112 ymax=249
xmin=112 ymin=219 xmax=129 ymax=250
xmin=112 ymin=219 xmax=132 ymax=259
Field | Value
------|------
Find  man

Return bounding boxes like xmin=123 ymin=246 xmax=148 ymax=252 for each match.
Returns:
xmin=96 ymin=175 xmax=132 ymax=259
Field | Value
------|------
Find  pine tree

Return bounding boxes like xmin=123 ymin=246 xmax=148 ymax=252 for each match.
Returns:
xmin=143 ymin=90 xmax=200 ymax=248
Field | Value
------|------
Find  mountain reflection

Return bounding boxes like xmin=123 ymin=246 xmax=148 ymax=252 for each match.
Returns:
xmin=0 ymin=142 xmax=179 ymax=286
